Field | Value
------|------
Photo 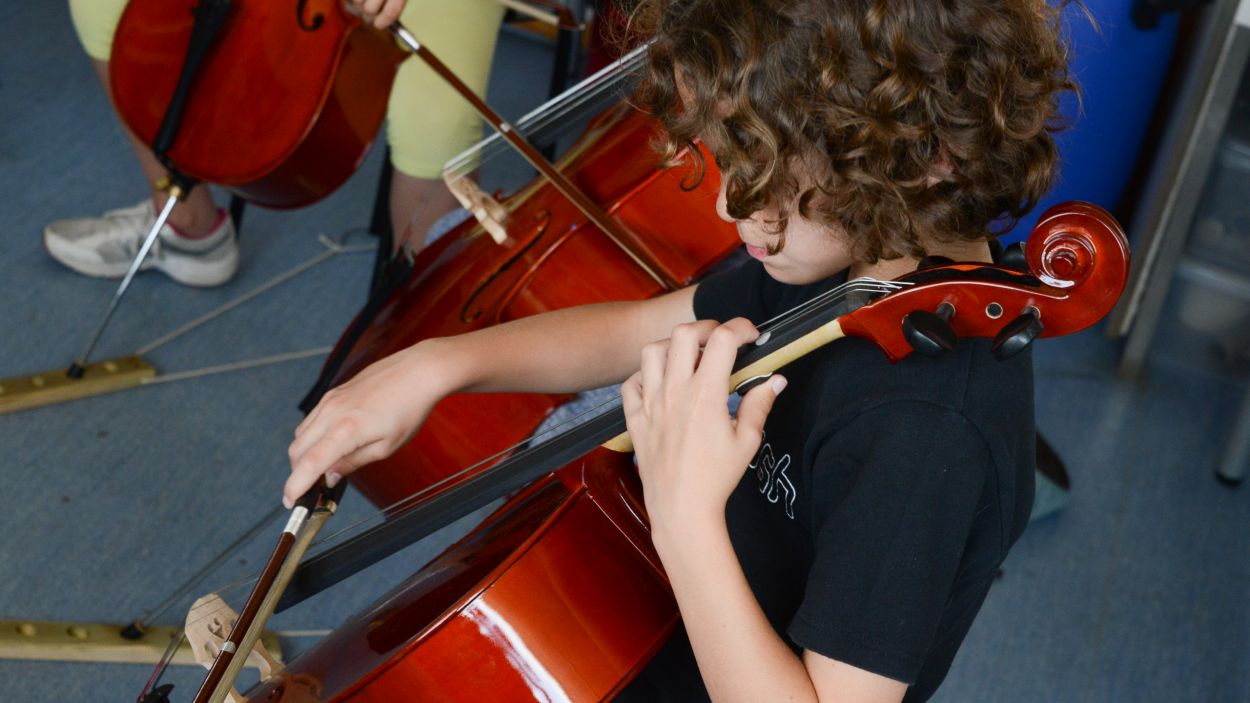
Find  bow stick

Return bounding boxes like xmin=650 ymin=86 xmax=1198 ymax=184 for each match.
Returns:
xmin=188 ymin=482 xmax=340 ymax=703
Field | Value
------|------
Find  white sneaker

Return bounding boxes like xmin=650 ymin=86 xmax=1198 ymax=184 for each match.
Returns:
xmin=43 ymin=200 xmax=239 ymax=287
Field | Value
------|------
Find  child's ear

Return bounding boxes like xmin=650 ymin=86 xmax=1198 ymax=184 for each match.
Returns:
xmin=926 ymin=145 xmax=953 ymax=187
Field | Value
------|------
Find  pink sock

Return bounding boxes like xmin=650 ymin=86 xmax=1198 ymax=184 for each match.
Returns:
xmin=169 ymin=208 xmax=226 ymax=241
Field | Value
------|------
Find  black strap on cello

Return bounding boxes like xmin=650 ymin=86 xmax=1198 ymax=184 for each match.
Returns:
xmin=298 ymin=252 xmax=414 ymax=413
xmin=152 ymin=0 xmax=232 ymax=174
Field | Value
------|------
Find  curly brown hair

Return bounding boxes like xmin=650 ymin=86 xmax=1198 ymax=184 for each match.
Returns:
xmin=630 ymin=0 xmax=1080 ymax=262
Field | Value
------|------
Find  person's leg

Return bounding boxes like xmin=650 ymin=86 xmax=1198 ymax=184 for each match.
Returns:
xmin=386 ymin=0 xmax=506 ymax=253
xmin=389 ymin=171 xmax=463 ymax=253
xmin=88 ymin=60 xmax=220 ymax=236
xmin=69 ymin=0 xmax=220 ymax=234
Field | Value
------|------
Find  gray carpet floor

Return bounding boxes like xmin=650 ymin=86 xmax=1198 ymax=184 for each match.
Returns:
xmin=1 ymin=3 xmax=1247 ymax=702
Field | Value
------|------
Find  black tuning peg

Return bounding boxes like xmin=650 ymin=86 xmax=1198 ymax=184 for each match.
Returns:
xmin=991 ymin=310 xmax=1043 ymax=360
xmin=903 ymin=303 xmax=957 ymax=357
xmin=999 ymin=242 xmax=1028 ymax=272
xmin=917 ymin=255 xmax=955 ymax=270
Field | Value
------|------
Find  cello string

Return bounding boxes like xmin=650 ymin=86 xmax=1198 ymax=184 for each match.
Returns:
xmin=135 ymin=629 xmax=187 ymax=703
xmin=448 ymin=43 xmax=646 ymax=167
xmin=753 ymin=277 xmax=909 ymax=333
xmin=444 ymin=72 xmax=635 ymax=186
xmin=520 ymin=47 xmax=646 ymax=137
xmin=342 ymin=281 xmax=898 ymax=517
xmin=135 ymin=230 xmax=375 ymax=356
xmin=444 ymin=43 xmax=648 ymax=182
xmin=139 ymin=348 xmax=334 ymax=387
xmin=302 ymin=277 xmax=906 ymax=551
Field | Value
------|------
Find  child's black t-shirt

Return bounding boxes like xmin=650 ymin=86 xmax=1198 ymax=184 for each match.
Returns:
xmin=618 ymin=259 xmax=1036 ymax=703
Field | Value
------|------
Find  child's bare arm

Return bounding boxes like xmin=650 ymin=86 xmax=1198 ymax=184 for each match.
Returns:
xmin=283 ymin=286 xmax=697 ymax=505
xmin=623 ymin=318 xmax=907 ymax=703
xmin=435 ymin=285 xmax=698 ymax=395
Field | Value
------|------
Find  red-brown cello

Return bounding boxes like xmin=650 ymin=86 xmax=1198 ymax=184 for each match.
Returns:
xmin=104 ymin=0 xmax=730 ymax=505
xmin=229 ymin=201 xmax=1130 ymax=702
xmin=109 ymin=0 xmax=406 ymax=208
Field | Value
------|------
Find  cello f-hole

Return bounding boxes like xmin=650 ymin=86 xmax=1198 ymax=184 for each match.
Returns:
xmin=296 ymin=0 xmax=325 ymax=32
xmin=461 ymin=211 xmax=554 ymax=324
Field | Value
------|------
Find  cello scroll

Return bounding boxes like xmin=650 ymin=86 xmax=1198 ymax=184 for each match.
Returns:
xmin=841 ymin=201 xmax=1131 ymax=362
xmin=1026 ymin=201 xmax=1131 ymax=331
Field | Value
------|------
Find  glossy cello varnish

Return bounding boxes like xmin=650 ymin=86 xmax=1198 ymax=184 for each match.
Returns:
xmin=250 ymin=450 xmax=670 ymax=702
xmin=109 ymin=0 xmax=405 ymax=208
xmin=334 ymin=103 xmax=741 ymax=510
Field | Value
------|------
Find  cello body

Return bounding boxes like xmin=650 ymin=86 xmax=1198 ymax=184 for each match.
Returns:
xmin=109 ymin=0 xmax=405 ymax=208
xmin=249 ymin=450 xmax=673 ymax=702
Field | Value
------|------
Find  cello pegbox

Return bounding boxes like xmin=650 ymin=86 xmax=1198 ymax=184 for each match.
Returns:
xmin=902 ymin=302 xmax=957 ymax=357
xmin=990 ymin=308 xmax=1044 ymax=361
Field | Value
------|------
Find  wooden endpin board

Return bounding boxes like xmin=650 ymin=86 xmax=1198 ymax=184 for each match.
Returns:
xmin=0 ymin=618 xmax=282 ymax=668
xmin=0 ymin=355 xmax=155 ymax=414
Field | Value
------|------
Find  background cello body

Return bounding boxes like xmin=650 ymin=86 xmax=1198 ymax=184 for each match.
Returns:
xmin=331 ymin=104 xmax=741 ymax=509
xmin=248 ymin=449 xmax=673 ymax=702
xmin=109 ymin=0 xmax=405 ymax=208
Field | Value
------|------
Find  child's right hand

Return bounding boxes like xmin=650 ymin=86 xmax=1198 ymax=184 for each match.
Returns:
xmin=283 ymin=342 xmax=452 ymax=508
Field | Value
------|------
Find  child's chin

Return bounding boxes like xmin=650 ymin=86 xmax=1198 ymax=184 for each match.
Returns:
xmin=763 ymin=261 xmax=836 ymax=286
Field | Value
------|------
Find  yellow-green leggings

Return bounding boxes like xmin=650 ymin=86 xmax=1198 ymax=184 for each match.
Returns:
xmin=68 ymin=0 xmax=505 ymax=179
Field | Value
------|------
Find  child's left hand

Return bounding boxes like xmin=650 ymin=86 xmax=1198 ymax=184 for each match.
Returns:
xmin=622 ymin=317 xmax=787 ymax=543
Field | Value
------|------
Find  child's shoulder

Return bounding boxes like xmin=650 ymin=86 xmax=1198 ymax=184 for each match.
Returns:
xmin=804 ymin=335 xmax=1034 ymax=447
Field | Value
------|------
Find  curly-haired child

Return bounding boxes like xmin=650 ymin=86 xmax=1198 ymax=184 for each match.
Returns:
xmin=285 ymin=1 xmax=1078 ymax=700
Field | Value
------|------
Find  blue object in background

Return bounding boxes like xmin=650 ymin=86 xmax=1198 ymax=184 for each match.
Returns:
xmin=1003 ymin=0 xmax=1181 ymax=243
